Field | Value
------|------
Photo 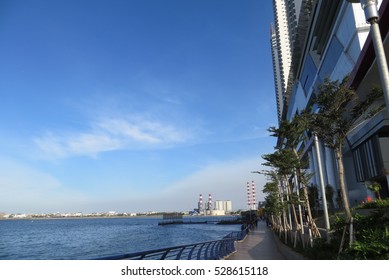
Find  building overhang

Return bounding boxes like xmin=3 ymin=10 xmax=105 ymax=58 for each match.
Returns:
xmin=349 ymin=0 xmax=389 ymax=90
xmin=346 ymin=0 xmax=389 ymax=147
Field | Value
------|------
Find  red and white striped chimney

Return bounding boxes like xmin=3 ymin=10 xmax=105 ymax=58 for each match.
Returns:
xmin=247 ymin=182 xmax=251 ymax=210
xmin=252 ymin=180 xmax=256 ymax=210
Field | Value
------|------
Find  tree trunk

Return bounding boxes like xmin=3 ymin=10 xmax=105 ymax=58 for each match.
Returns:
xmin=292 ymin=149 xmax=314 ymax=222
xmin=284 ymin=175 xmax=303 ymax=247
xmin=336 ymin=146 xmax=354 ymax=252
xmin=335 ymin=147 xmax=352 ymax=221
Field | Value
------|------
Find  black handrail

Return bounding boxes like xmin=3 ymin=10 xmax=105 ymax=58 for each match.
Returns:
xmin=94 ymin=225 xmax=249 ymax=260
xmin=94 ymin=238 xmax=235 ymax=260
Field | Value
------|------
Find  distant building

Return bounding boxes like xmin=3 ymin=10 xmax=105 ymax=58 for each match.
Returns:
xmin=271 ymin=0 xmax=303 ymax=123
xmin=214 ymin=200 xmax=233 ymax=213
xmin=208 ymin=210 xmax=225 ymax=216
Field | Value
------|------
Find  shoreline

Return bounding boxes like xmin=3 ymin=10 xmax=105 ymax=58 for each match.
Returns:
xmin=0 ymin=214 xmax=239 ymax=221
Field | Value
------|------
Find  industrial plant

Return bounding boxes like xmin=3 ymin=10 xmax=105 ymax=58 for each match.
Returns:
xmin=193 ymin=181 xmax=258 ymax=215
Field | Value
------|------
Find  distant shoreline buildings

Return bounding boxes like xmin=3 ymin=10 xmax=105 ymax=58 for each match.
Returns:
xmin=193 ymin=193 xmax=233 ymax=216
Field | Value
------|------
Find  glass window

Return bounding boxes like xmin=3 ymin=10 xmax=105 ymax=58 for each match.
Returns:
xmin=318 ymin=36 xmax=343 ymax=80
xmin=300 ymin=54 xmax=317 ymax=95
xmin=352 ymin=136 xmax=383 ymax=182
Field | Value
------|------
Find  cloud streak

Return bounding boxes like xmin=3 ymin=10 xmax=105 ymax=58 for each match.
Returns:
xmin=33 ymin=115 xmax=191 ymax=159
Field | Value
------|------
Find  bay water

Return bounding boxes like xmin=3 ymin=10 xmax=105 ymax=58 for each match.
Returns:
xmin=0 ymin=216 xmax=240 ymax=259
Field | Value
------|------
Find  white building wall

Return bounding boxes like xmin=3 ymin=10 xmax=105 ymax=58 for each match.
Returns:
xmin=273 ymin=0 xmax=293 ymax=118
xmin=271 ymin=25 xmax=284 ymax=122
xmin=215 ymin=201 xmax=223 ymax=211
xmin=224 ymin=200 xmax=232 ymax=212
xmin=215 ymin=200 xmax=233 ymax=212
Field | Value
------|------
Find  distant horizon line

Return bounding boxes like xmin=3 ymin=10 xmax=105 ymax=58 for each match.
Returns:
xmin=0 ymin=209 xmax=251 ymax=216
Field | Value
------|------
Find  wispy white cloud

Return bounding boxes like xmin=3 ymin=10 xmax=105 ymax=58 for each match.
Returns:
xmin=34 ymin=132 xmax=122 ymax=158
xmin=33 ymin=115 xmax=191 ymax=159
xmin=98 ymin=117 xmax=187 ymax=143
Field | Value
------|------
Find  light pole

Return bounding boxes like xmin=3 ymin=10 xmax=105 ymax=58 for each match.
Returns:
xmin=347 ymin=0 xmax=389 ymax=116
xmin=314 ymin=134 xmax=331 ymax=243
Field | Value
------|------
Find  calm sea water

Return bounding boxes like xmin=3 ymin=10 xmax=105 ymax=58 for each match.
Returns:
xmin=0 ymin=216 xmax=240 ymax=260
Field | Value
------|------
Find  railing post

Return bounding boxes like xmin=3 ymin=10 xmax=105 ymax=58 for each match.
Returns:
xmin=175 ymin=246 xmax=187 ymax=260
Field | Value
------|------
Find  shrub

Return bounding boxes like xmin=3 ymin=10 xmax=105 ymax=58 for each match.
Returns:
xmin=295 ymin=208 xmax=389 ymax=259
xmin=338 ymin=210 xmax=389 ymax=259
xmin=356 ymin=198 xmax=389 ymax=209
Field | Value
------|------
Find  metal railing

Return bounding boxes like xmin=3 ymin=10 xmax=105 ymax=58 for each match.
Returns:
xmin=94 ymin=226 xmax=250 ymax=260
xmin=224 ymin=226 xmax=249 ymax=241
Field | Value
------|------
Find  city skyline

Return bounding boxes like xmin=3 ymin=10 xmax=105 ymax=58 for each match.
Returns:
xmin=0 ymin=0 xmax=277 ymax=213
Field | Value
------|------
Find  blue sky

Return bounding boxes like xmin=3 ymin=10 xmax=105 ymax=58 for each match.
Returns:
xmin=0 ymin=0 xmax=277 ymax=213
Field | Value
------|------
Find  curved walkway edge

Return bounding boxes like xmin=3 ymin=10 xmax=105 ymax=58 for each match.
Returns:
xmin=225 ymin=221 xmax=305 ymax=260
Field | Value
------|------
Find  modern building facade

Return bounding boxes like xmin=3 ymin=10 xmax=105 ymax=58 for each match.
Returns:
xmin=271 ymin=0 xmax=297 ymax=122
xmin=271 ymin=0 xmax=389 ymax=208
xmin=271 ymin=23 xmax=284 ymax=123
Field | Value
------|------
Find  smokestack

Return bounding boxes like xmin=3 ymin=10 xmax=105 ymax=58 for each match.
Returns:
xmin=247 ymin=182 xmax=251 ymax=210
xmin=252 ymin=180 xmax=256 ymax=210
xmin=208 ymin=193 xmax=212 ymax=210
xmin=198 ymin=194 xmax=203 ymax=211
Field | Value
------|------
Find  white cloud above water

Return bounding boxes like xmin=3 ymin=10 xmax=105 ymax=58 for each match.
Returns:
xmin=33 ymin=115 xmax=192 ymax=159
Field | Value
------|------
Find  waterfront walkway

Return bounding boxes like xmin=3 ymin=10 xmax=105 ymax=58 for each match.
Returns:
xmin=226 ymin=221 xmax=305 ymax=260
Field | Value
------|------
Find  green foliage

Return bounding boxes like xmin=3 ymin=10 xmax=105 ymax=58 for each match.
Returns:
xmin=310 ymin=78 xmax=383 ymax=150
xmin=366 ymin=181 xmax=381 ymax=193
xmin=364 ymin=181 xmax=382 ymax=200
xmin=353 ymin=87 xmax=384 ymax=118
xmin=268 ymin=111 xmax=310 ymax=149
xmin=288 ymin=193 xmax=301 ymax=205
xmin=308 ymin=77 xmax=384 ymax=221
xmin=263 ymin=182 xmax=284 ymax=216
xmin=356 ymin=198 xmax=389 ymax=209
xmin=310 ymin=77 xmax=355 ymax=149
xmin=307 ymin=185 xmax=319 ymax=210
xmin=262 ymin=149 xmax=299 ymax=176
xmin=294 ymin=209 xmax=389 ymax=259
xmin=301 ymin=238 xmax=340 ymax=260
xmin=262 ymin=181 xmax=279 ymax=194
xmin=338 ymin=210 xmax=389 ymax=259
